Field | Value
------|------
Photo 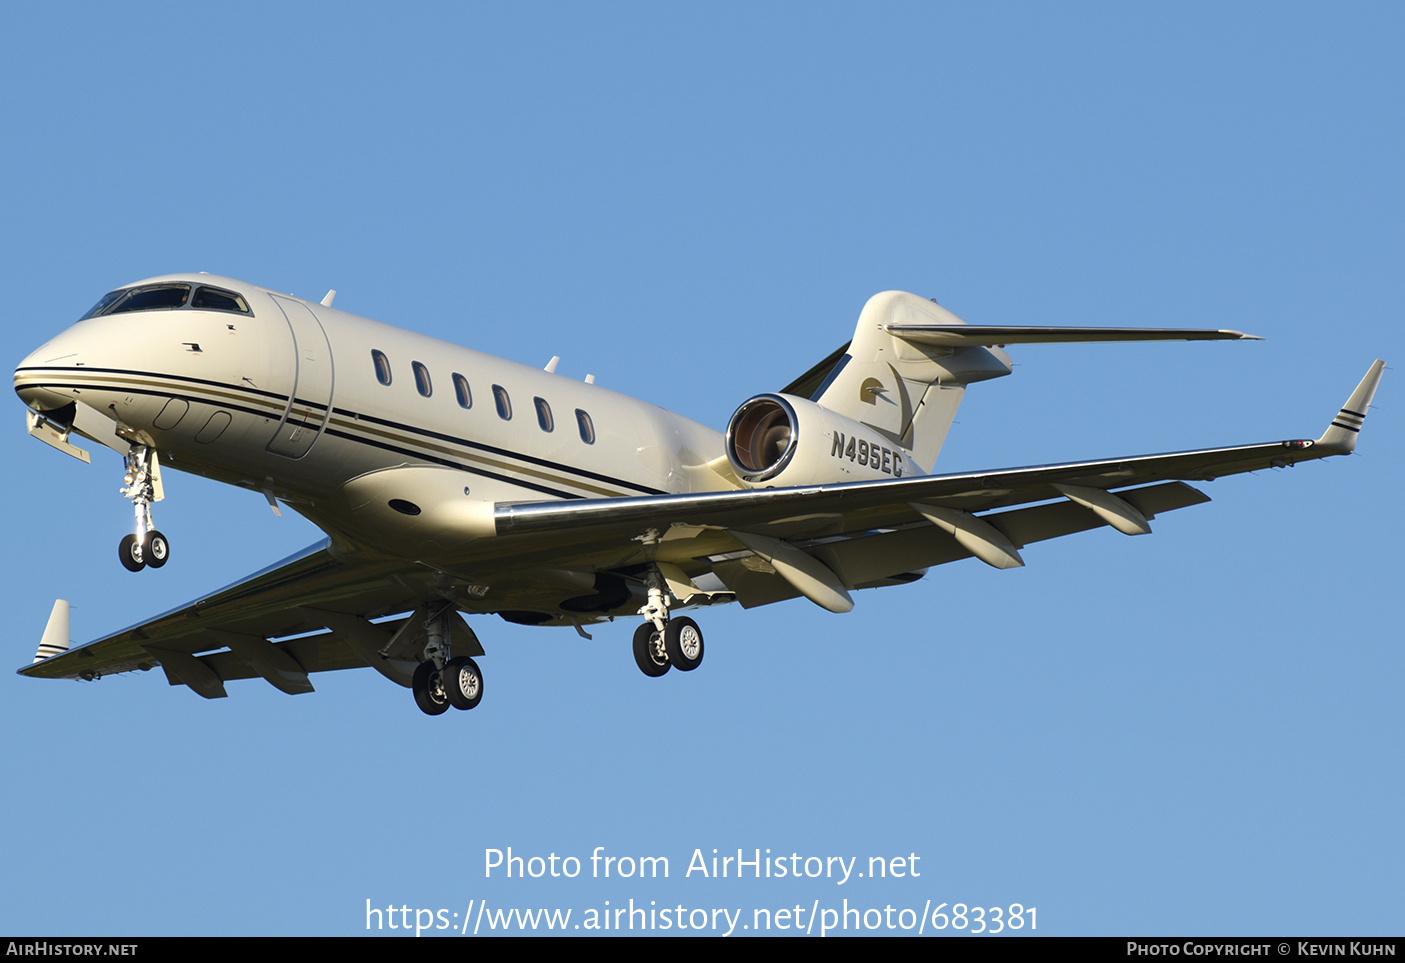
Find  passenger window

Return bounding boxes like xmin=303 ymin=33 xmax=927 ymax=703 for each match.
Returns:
xmin=576 ymin=409 xmax=595 ymax=444
xmin=413 ymin=361 xmax=432 ymax=398
xmin=534 ymin=397 xmax=554 ymax=432
xmin=372 ymin=350 xmax=392 ymax=386
xmin=453 ymin=373 xmax=472 ymax=409
xmin=493 ymin=385 xmax=512 ymax=420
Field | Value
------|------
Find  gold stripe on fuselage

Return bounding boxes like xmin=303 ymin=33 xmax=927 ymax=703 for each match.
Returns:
xmin=16 ymin=368 xmax=636 ymax=499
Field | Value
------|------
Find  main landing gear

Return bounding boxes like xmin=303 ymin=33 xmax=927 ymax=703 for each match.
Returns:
xmin=118 ymin=445 xmax=170 ymax=573
xmin=631 ymin=567 xmax=705 ymax=677
xmin=411 ymin=607 xmax=484 ymax=717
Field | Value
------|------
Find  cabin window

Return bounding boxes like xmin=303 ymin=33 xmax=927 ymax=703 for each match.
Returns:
xmin=534 ymin=397 xmax=554 ymax=432
xmin=493 ymin=385 xmax=512 ymax=420
xmin=453 ymin=373 xmax=472 ymax=409
xmin=372 ymin=349 xmax=392 ymax=386
xmin=413 ymin=361 xmax=432 ymax=398
xmin=575 ymin=409 xmax=595 ymax=444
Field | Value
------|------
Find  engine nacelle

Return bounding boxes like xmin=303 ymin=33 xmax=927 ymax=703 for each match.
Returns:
xmin=725 ymin=393 xmax=923 ymax=488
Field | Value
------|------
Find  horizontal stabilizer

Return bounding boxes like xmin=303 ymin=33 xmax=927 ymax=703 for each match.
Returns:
xmin=884 ymin=325 xmax=1261 ymax=347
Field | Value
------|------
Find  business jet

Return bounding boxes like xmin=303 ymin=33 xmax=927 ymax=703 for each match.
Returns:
xmin=14 ymin=273 xmax=1384 ymax=715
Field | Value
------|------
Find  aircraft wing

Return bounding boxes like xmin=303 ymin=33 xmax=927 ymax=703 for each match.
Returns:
xmin=19 ymin=361 xmax=1382 ymax=696
xmin=17 ymin=541 xmax=485 ymax=697
xmin=491 ymin=360 xmax=1385 ymax=610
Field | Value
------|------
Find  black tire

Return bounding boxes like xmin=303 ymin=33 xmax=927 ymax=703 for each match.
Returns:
xmin=664 ymin=617 xmax=704 ymax=671
xmin=119 ymin=534 xmax=145 ymax=572
xmin=632 ymin=622 xmax=670 ymax=677
xmin=412 ymin=661 xmax=450 ymax=716
xmin=143 ymin=531 xmax=170 ymax=568
xmin=443 ymin=656 xmax=483 ymax=710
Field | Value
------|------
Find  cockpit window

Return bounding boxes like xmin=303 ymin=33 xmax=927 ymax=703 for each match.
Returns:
xmin=190 ymin=286 xmax=251 ymax=314
xmin=80 ymin=290 xmax=128 ymax=319
xmin=81 ymin=283 xmax=191 ymax=319
xmin=80 ymin=282 xmax=254 ymax=320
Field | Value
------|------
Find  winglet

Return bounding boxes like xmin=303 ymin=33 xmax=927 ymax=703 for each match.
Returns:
xmin=1317 ymin=360 xmax=1386 ymax=454
xmin=34 ymin=600 xmax=70 ymax=663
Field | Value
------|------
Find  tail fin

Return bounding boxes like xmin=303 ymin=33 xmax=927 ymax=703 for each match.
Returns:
xmin=813 ymin=293 xmax=1012 ymax=471
xmin=811 ymin=291 xmax=1266 ymax=472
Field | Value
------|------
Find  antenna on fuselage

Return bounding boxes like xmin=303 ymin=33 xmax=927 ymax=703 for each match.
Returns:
xmin=320 ymin=290 xmax=337 ymax=307
xmin=544 ymin=356 xmax=560 ymax=374
xmin=584 ymin=374 xmax=595 ymax=384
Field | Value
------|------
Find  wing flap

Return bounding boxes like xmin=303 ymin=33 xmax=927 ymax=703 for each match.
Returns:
xmin=199 ymin=631 xmax=373 ymax=685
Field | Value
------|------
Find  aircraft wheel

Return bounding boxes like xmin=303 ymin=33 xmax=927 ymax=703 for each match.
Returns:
xmin=143 ymin=531 xmax=170 ymax=568
xmin=119 ymin=534 xmax=145 ymax=572
xmin=412 ymin=661 xmax=450 ymax=716
xmin=664 ymin=617 xmax=704 ymax=671
xmin=443 ymin=656 xmax=483 ymax=710
xmin=632 ymin=622 xmax=670 ymax=677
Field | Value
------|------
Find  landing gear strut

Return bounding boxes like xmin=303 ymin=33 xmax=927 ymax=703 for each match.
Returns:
xmin=632 ymin=567 xmax=705 ymax=677
xmin=410 ymin=605 xmax=484 ymax=716
xmin=118 ymin=445 xmax=169 ymax=572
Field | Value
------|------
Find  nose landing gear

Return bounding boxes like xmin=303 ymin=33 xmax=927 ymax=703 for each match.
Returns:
xmin=117 ymin=445 xmax=169 ymax=572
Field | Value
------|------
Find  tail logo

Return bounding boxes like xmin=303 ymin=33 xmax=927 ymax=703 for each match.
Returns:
xmin=858 ymin=365 xmax=916 ymax=449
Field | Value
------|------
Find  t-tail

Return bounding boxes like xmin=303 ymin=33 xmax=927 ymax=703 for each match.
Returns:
xmin=805 ymin=291 xmax=1261 ymax=472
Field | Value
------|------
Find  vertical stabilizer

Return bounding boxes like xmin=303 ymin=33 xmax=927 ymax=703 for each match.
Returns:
xmin=814 ymin=292 xmax=1012 ymax=470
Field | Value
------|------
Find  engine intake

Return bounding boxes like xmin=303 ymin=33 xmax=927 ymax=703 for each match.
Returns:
xmin=726 ymin=395 xmax=798 ymax=482
xmin=725 ymin=393 xmax=922 ymax=488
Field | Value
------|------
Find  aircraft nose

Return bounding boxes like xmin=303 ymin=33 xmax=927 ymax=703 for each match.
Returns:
xmin=15 ymin=340 xmax=79 ymax=412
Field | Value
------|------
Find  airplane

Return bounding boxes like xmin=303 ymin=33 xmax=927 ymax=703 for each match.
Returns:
xmin=14 ymin=273 xmax=1385 ymax=716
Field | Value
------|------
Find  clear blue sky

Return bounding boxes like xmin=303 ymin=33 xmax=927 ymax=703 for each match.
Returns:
xmin=2 ymin=2 xmax=1400 ymax=937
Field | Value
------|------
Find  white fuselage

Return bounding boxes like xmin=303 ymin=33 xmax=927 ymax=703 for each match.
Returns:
xmin=15 ymin=274 xmax=736 ymax=554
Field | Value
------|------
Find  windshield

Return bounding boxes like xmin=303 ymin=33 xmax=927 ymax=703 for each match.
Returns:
xmin=81 ymin=282 xmax=252 ymax=319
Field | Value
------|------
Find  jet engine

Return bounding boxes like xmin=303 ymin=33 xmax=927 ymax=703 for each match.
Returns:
xmin=724 ymin=393 xmax=922 ymax=488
